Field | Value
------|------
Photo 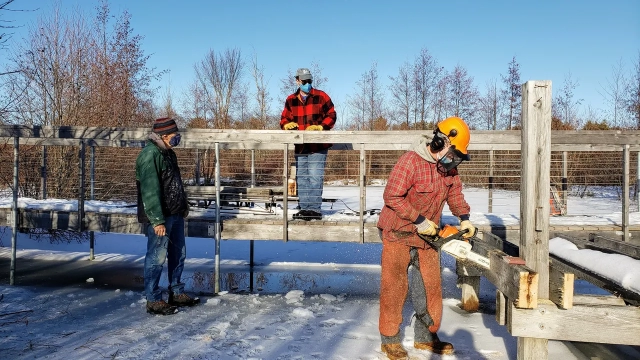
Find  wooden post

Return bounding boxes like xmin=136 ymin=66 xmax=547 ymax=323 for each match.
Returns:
xmin=518 ymin=80 xmax=552 ymax=360
xmin=10 ymin=136 xmax=19 ymax=285
xmin=622 ymin=144 xmax=629 ymax=242
xmin=562 ymin=151 xmax=568 ymax=213
xmin=40 ymin=145 xmax=47 ymax=200
xmin=214 ymin=142 xmax=221 ymax=294
xmin=283 ymin=144 xmax=289 ymax=243
xmin=89 ymin=142 xmax=95 ymax=260
xmin=489 ymin=150 xmax=494 ymax=213
xmin=78 ymin=140 xmax=86 ymax=233
xmin=359 ymin=144 xmax=365 ymax=243
xmin=637 ymin=152 xmax=640 ymax=212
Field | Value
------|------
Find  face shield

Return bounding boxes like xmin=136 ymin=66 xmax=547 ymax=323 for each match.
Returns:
xmin=436 ymin=147 xmax=467 ymax=174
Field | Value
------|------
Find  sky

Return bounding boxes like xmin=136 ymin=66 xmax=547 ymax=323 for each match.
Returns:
xmin=1 ymin=185 xmax=639 ymax=359
xmin=4 ymin=0 xmax=640 ymax=125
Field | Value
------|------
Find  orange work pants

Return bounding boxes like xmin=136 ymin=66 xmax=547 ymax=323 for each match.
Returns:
xmin=379 ymin=240 xmax=442 ymax=337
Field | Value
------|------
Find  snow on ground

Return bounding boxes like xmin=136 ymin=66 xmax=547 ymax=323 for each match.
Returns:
xmin=0 ymin=186 xmax=638 ymax=359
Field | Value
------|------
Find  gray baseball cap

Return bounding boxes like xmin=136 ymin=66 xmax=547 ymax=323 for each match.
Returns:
xmin=295 ymin=68 xmax=313 ymax=81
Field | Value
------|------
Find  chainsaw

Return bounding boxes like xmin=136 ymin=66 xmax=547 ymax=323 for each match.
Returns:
xmin=418 ymin=225 xmax=490 ymax=269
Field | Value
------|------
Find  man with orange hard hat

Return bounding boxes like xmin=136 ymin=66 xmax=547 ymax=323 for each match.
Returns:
xmin=377 ymin=116 xmax=477 ymax=359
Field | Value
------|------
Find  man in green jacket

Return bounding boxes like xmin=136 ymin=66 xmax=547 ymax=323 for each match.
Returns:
xmin=136 ymin=117 xmax=199 ymax=315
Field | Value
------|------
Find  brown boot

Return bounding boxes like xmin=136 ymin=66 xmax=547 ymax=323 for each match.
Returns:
xmin=414 ymin=333 xmax=454 ymax=355
xmin=381 ymin=343 xmax=408 ymax=360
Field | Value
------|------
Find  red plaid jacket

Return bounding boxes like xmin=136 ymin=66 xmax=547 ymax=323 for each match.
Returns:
xmin=280 ymin=88 xmax=337 ymax=154
xmin=377 ymin=150 xmax=470 ymax=248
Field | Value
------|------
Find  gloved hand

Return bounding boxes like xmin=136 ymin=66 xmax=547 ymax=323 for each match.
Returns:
xmin=460 ymin=220 xmax=477 ymax=238
xmin=305 ymin=125 xmax=324 ymax=131
xmin=415 ymin=217 xmax=438 ymax=236
xmin=283 ymin=122 xmax=298 ymax=130
xmin=183 ymin=203 xmax=190 ymax=218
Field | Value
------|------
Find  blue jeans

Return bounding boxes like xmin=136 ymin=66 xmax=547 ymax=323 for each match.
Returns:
xmin=144 ymin=214 xmax=186 ymax=301
xmin=295 ymin=149 xmax=327 ymax=212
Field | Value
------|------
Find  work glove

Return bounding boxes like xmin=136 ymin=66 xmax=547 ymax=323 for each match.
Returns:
xmin=182 ymin=203 xmax=190 ymax=218
xmin=305 ymin=125 xmax=324 ymax=131
xmin=460 ymin=220 xmax=477 ymax=238
xmin=415 ymin=216 xmax=438 ymax=236
xmin=283 ymin=122 xmax=298 ymax=130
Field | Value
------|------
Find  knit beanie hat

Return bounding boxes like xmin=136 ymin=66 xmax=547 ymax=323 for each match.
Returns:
xmin=152 ymin=117 xmax=178 ymax=135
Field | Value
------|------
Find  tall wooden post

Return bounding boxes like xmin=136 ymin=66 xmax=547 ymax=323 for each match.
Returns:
xmin=10 ymin=136 xmax=19 ymax=285
xmin=518 ymin=80 xmax=552 ymax=360
xmin=488 ymin=150 xmax=494 ymax=213
xmin=622 ymin=144 xmax=629 ymax=242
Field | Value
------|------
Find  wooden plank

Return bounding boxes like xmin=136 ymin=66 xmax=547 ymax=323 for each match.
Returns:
xmin=496 ymin=290 xmax=507 ymax=326
xmin=573 ymin=294 xmax=627 ymax=306
xmin=549 ymin=255 xmax=640 ymax=306
xmin=220 ymin=222 xmax=381 ymax=243
xmin=2 ymin=126 xmax=640 ymax=151
xmin=588 ymin=233 xmax=640 ymax=260
xmin=487 ymin=251 xmax=538 ymax=309
xmin=459 ymin=276 xmax=481 ymax=312
xmin=549 ymin=265 xmax=574 ymax=309
xmin=508 ymin=299 xmax=640 ymax=345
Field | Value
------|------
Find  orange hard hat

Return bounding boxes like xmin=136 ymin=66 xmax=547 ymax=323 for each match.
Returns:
xmin=436 ymin=117 xmax=471 ymax=159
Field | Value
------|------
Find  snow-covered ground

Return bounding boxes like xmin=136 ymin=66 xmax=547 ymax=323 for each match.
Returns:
xmin=0 ymin=185 xmax=638 ymax=359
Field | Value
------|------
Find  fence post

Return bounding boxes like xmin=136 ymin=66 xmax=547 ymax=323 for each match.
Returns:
xmin=519 ymin=80 xmax=552 ymax=360
xmin=195 ymin=149 xmax=200 ymax=186
xmin=359 ymin=144 xmax=365 ymax=243
xmin=623 ymin=144 xmax=630 ymax=242
xmin=10 ymin=136 xmax=19 ymax=285
xmin=89 ymin=142 xmax=95 ymax=260
xmin=251 ymin=149 xmax=255 ymax=188
xmin=283 ymin=144 xmax=289 ymax=243
xmin=488 ymin=150 xmax=494 ymax=213
xmin=562 ymin=151 xmax=568 ymax=212
xmin=214 ymin=142 xmax=221 ymax=294
xmin=637 ymin=151 xmax=639 ymax=212
xmin=78 ymin=140 xmax=85 ymax=233
xmin=40 ymin=145 xmax=47 ymax=200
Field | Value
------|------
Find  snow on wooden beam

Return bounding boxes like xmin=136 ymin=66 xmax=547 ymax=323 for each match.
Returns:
xmin=508 ymin=299 xmax=640 ymax=346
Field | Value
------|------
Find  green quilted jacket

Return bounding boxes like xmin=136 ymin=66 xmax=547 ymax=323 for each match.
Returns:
xmin=135 ymin=138 xmax=188 ymax=226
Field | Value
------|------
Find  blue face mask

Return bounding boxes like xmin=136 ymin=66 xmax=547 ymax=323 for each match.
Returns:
xmin=300 ymin=83 xmax=312 ymax=93
xmin=169 ymin=133 xmax=181 ymax=147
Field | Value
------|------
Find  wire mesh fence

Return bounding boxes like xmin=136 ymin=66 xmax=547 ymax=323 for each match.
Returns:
xmin=1 ymin=139 xmax=638 ymax=217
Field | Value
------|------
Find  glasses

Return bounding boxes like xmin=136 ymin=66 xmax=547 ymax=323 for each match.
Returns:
xmin=300 ymin=79 xmax=312 ymax=85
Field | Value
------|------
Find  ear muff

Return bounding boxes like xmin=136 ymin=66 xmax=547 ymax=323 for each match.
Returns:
xmin=430 ymin=128 xmax=460 ymax=152
xmin=429 ymin=130 xmax=446 ymax=152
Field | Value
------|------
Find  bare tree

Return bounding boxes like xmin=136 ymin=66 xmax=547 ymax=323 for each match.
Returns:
xmin=249 ymin=52 xmax=272 ymax=129
xmin=500 ymin=56 xmax=521 ymax=129
xmin=413 ymin=48 xmax=440 ymax=129
xmin=432 ymin=69 xmax=450 ymax=124
xmin=628 ymin=51 xmax=640 ymax=129
xmin=479 ymin=78 xmax=501 ymax=130
xmin=388 ymin=61 xmax=414 ymax=128
xmin=446 ymin=64 xmax=479 ymax=127
xmin=0 ymin=0 xmax=19 ymax=53
xmin=599 ymin=58 xmax=628 ymax=128
xmin=195 ymin=47 xmax=243 ymax=129
xmin=348 ymin=62 xmax=385 ymax=130
xmin=553 ymin=72 xmax=583 ymax=128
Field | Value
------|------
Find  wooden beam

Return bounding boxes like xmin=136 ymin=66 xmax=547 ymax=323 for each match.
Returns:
xmin=549 ymin=266 xmax=574 ymax=309
xmin=549 ymin=255 xmax=640 ymax=306
xmin=459 ymin=276 xmax=481 ymax=312
xmin=486 ymin=251 xmax=538 ymax=309
xmin=496 ymin=290 xmax=507 ymax=326
xmin=573 ymin=294 xmax=627 ymax=306
xmin=588 ymin=233 xmax=640 ymax=260
xmin=508 ymin=299 xmax=640 ymax=346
